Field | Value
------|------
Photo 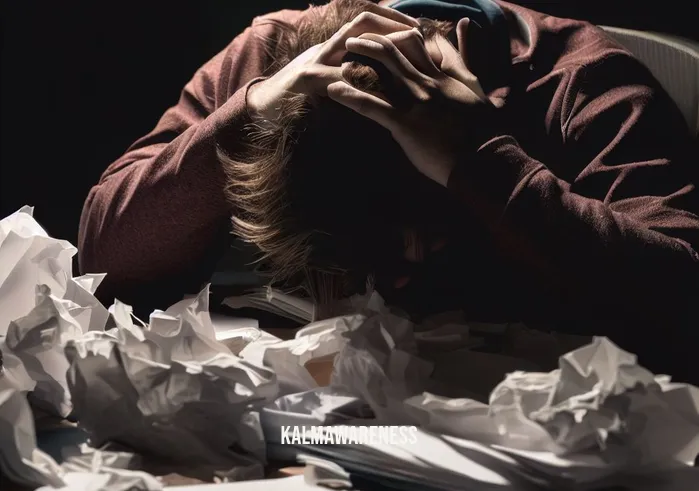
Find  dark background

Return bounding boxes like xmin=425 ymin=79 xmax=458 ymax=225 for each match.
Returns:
xmin=1 ymin=1 xmax=697 ymax=253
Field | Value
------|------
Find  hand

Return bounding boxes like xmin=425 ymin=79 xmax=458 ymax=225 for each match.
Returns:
xmin=326 ymin=18 xmax=495 ymax=187
xmin=246 ymin=6 xmax=419 ymax=121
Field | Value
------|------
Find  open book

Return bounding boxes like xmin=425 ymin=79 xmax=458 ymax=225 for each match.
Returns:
xmin=222 ymin=287 xmax=315 ymax=325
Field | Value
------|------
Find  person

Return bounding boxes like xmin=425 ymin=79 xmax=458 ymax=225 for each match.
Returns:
xmin=79 ymin=0 xmax=699 ymax=379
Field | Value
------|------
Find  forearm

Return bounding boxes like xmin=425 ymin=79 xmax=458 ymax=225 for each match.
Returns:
xmin=78 ymin=83 xmax=256 ymax=304
xmin=448 ymin=136 xmax=699 ymax=319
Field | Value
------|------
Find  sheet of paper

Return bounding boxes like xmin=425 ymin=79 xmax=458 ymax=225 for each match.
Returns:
xmin=209 ymin=313 xmax=259 ymax=342
xmin=222 ymin=287 xmax=314 ymax=324
xmin=165 ymin=475 xmax=328 ymax=490
xmin=35 ymin=471 xmax=162 ymax=491
xmin=278 ymin=427 xmax=542 ymax=491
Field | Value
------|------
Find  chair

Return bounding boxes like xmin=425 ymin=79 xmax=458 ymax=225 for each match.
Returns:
xmin=600 ymin=26 xmax=699 ymax=137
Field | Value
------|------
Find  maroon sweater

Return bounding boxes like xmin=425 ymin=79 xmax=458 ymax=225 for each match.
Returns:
xmin=79 ymin=2 xmax=699 ymax=374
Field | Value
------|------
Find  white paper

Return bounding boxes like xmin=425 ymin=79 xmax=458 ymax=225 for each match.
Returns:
xmin=489 ymin=337 xmax=699 ymax=466
xmin=240 ymin=314 xmax=364 ymax=395
xmin=0 ymin=206 xmax=76 ymax=340
xmin=286 ymin=425 xmax=541 ymax=490
xmin=166 ymin=475 xmax=328 ymax=490
xmin=222 ymin=287 xmax=314 ymax=324
xmin=209 ymin=313 xmax=259 ymax=342
xmin=4 ymin=285 xmax=87 ymax=417
xmin=3 ymin=206 xmax=699 ymax=491
xmin=64 ymin=287 xmax=279 ymax=479
xmin=0 ymin=349 xmax=36 ymax=393
xmin=0 ymin=207 xmax=112 ymax=417
xmin=0 ymin=388 xmax=65 ymax=489
xmin=330 ymin=311 xmax=434 ymax=424
xmin=261 ymin=386 xmax=370 ymax=444
xmin=35 ymin=471 xmax=162 ymax=491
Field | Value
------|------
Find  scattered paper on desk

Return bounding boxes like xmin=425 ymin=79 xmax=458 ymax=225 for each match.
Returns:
xmin=3 ymin=206 xmax=699 ymax=491
xmin=64 ymin=287 xmax=279 ymax=480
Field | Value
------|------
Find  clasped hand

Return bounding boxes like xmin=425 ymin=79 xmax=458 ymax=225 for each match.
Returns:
xmin=247 ymin=5 xmax=493 ymax=187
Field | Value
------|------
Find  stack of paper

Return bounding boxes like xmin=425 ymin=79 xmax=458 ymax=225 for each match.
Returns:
xmin=222 ymin=287 xmax=315 ymax=324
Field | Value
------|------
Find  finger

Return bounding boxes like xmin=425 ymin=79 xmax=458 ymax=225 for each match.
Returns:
xmin=345 ymin=34 xmax=422 ymax=82
xmin=456 ymin=17 xmax=471 ymax=69
xmin=326 ymin=81 xmax=396 ymax=130
xmin=300 ymin=65 xmax=345 ymax=96
xmin=384 ymin=29 xmax=440 ymax=76
xmin=319 ymin=12 xmax=415 ymax=64
xmin=435 ymin=35 xmax=478 ymax=86
xmin=434 ymin=20 xmax=485 ymax=97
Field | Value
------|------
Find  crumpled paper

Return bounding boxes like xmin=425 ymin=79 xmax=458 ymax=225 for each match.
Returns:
xmin=4 ymin=204 xmax=699 ymax=490
xmin=65 ymin=286 xmax=279 ymax=479
xmin=0 ymin=207 xmax=111 ymax=417
xmin=5 ymin=284 xmax=91 ymax=417
xmin=0 ymin=387 xmax=164 ymax=491
xmin=0 ymin=206 xmax=109 ymax=341
xmin=0 ymin=388 xmax=65 ymax=488
xmin=399 ymin=337 xmax=699 ymax=470
xmin=489 ymin=337 xmax=699 ymax=465
xmin=239 ymin=314 xmax=364 ymax=395
xmin=0 ymin=207 xmax=282 ymax=489
xmin=261 ymin=386 xmax=372 ymax=444
xmin=330 ymin=310 xmax=434 ymax=424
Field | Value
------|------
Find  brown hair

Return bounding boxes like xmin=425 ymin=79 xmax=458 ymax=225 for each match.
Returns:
xmin=219 ymin=0 xmax=453 ymax=304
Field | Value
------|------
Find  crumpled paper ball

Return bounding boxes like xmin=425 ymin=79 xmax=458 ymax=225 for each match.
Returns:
xmin=0 ymin=206 xmax=110 ymax=417
xmin=331 ymin=310 xmax=434 ymax=424
xmin=489 ymin=337 xmax=699 ymax=465
xmin=65 ymin=287 xmax=279 ymax=478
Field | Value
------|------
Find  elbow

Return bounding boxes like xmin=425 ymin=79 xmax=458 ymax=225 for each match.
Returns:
xmin=78 ymin=185 xmax=103 ymax=276
xmin=78 ymin=183 xmax=124 ymax=278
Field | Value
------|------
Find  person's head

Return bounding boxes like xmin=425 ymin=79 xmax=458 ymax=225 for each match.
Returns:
xmin=220 ymin=0 xmax=463 ymax=304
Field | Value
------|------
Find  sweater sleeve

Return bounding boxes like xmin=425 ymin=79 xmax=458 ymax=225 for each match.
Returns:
xmin=447 ymin=52 xmax=699 ymax=324
xmin=78 ymin=14 xmax=299 ymax=309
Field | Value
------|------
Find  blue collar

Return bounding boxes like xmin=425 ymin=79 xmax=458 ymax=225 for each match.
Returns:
xmin=388 ymin=0 xmax=511 ymax=89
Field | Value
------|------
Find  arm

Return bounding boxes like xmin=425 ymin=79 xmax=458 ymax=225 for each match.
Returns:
xmin=78 ymin=14 xmax=298 ymax=310
xmin=448 ymin=53 xmax=699 ymax=325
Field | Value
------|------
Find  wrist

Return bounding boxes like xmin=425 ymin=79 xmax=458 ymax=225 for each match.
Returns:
xmin=246 ymin=79 xmax=272 ymax=121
